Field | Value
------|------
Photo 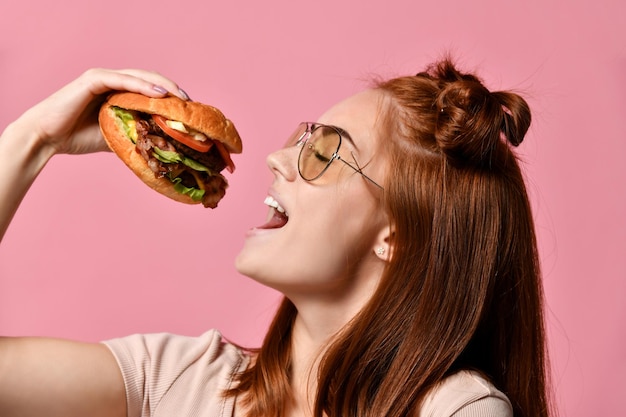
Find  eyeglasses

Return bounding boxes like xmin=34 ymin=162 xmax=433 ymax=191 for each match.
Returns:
xmin=288 ymin=122 xmax=384 ymax=189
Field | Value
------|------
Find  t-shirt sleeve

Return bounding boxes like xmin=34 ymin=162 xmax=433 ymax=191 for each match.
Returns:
xmin=450 ymin=396 xmax=513 ymax=417
xmin=419 ymin=371 xmax=513 ymax=417
xmin=102 ymin=330 xmax=246 ymax=417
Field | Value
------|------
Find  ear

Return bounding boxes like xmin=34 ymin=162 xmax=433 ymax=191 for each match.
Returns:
xmin=373 ymin=224 xmax=394 ymax=261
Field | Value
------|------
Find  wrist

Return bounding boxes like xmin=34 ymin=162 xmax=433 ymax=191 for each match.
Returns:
xmin=0 ymin=120 xmax=58 ymax=242
xmin=1 ymin=119 xmax=57 ymax=174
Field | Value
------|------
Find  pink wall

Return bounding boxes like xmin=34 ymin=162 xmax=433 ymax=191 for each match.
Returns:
xmin=1 ymin=1 xmax=624 ymax=415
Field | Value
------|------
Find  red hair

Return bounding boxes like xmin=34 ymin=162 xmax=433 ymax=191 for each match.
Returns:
xmin=227 ymin=57 xmax=552 ymax=417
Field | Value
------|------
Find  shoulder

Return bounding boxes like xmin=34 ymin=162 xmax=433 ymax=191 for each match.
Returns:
xmin=102 ymin=329 xmax=249 ymax=417
xmin=103 ymin=328 xmax=247 ymax=371
xmin=419 ymin=370 xmax=513 ymax=417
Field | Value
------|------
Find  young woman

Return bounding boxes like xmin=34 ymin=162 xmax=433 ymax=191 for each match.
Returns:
xmin=0 ymin=60 xmax=552 ymax=417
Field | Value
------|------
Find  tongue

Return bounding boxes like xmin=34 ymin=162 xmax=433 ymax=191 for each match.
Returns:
xmin=258 ymin=210 xmax=288 ymax=229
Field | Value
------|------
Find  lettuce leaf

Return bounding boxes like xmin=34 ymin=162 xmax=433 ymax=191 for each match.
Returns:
xmin=153 ymin=149 xmax=208 ymax=201
xmin=170 ymin=177 xmax=205 ymax=201
xmin=152 ymin=147 xmax=213 ymax=174
xmin=112 ymin=107 xmax=138 ymax=144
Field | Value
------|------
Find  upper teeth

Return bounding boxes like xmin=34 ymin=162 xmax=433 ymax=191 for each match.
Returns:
xmin=264 ymin=196 xmax=287 ymax=215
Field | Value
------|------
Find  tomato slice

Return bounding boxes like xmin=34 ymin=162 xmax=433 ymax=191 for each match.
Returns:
xmin=152 ymin=114 xmax=213 ymax=153
xmin=214 ymin=141 xmax=236 ymax=173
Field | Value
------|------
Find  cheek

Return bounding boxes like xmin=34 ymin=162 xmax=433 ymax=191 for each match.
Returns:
xmin=322 ymin=187 xmax=383 ymax=255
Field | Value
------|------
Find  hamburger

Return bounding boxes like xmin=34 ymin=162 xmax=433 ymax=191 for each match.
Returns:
xmin=98 ymin=92 xmax=242 ymax=208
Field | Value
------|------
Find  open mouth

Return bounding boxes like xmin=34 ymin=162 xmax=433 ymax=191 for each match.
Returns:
xmin=258 ymin=196 xmax=289 ymax=229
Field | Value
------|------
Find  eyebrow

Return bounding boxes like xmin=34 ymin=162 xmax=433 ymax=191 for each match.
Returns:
xmin=332 ymin=125 xmax=360 ymax=152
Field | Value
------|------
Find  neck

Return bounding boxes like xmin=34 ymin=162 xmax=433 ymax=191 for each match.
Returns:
xmin=286 ymin=308 xmax=342 ymax=417
xmin=285 ymin=265 xmax=383 ymax=416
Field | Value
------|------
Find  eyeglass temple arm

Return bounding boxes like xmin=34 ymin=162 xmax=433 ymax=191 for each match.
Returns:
xmin=337 ymin=153 xmax=384 ymax=189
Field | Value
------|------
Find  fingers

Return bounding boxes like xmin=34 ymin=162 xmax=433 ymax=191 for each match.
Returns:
xmin=116 ymin=69 xmax=191 ymax=100
xmin=14 ymin=67 xmax=193 ymax=156
xmin=79 ymin=68 xmax=190 ymax=101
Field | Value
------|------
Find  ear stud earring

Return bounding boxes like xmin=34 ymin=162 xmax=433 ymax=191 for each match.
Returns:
xmin=376 ymin=247 xmax=385 ymax=256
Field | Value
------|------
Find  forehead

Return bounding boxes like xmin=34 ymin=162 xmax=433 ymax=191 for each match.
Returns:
xmin=316 ymin=89 xmax=387 ymax=153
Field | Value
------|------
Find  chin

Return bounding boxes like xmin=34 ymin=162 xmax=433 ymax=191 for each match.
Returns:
xmin=234 ymin=250 xmax=252 ymax=277
xmin=234 ymin=249 xmax=266 ymax=282
xmin=233 ymin=252 xmax=287 ymax=296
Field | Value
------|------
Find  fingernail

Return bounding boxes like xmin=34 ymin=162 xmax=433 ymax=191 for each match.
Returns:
xmin=152 ymin=85 xmax=168 ymax=94
xmin=178 ymin=88 xmax=190 ymax=101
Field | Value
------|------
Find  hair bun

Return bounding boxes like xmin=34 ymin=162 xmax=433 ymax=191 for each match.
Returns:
xmin=430 ymin=62 xmax=531 ymax=168
xmin=491 ymin=91 xmax=531 ymax=147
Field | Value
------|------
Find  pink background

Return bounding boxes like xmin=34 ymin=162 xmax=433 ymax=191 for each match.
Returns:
xmin=1 ymin=1 xmax=624 ymax=415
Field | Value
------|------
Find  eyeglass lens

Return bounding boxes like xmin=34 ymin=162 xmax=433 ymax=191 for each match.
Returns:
xmin=297 ymin=124 xmax=341 ymax=180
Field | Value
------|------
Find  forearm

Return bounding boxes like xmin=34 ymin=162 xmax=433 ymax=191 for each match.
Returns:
xmin=0 ymin=120 xmax=56 ymax=243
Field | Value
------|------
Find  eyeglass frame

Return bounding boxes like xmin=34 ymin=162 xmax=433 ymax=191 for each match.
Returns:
xmin=292 ymin=122 xmax=384 ymax=190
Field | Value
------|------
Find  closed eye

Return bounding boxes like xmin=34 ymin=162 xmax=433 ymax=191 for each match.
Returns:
xmin=308 ymin=143 xmax=331 ymax=163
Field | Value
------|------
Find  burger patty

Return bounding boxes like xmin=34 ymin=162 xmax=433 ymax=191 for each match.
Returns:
xmin=134 ymin=117 xmax=228 ymax=208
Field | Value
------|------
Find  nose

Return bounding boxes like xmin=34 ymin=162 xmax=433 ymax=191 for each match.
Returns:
xmin=266 ymin=145 xmax=299 ymax=182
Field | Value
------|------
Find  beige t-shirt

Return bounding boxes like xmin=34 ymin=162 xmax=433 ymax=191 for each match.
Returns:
xmin=103 ymin=330 xmax=512 ymax=417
